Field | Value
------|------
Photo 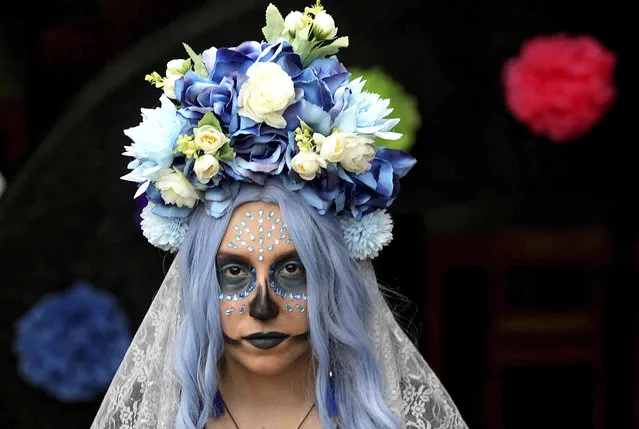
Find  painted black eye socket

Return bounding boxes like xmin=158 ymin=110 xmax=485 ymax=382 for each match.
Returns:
xmin=273 ymin=260 xmax=306 ymax=293
xmin=217 ymin=263 xmax=252 ymax=293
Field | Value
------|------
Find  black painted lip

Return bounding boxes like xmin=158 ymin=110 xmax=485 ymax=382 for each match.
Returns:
xmin=245 ymin=337 xmax=288 ymax=349
xmin=243 ymin=331 xmax=289 ymax=340
xmin=243 ymin=332 xmax=289 ymax=349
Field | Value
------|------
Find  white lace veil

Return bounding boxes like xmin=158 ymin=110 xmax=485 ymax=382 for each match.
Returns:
xmin=91 ymin=258 xmax=468 ymax=429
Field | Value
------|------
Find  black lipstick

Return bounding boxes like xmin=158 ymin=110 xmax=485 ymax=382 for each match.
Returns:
xmin=242 ymin=331 xmax=289 ymax=349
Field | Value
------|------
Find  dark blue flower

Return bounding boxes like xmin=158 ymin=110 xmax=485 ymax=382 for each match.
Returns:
xmin=290 ymin=147 xmax=416 ymax=219
xmin=14 ymin=282 xmax=131 ymax=402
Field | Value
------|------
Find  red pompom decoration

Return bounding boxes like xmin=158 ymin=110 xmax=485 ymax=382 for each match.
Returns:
xmin=502 ymin=34 xmax=617 ymax=143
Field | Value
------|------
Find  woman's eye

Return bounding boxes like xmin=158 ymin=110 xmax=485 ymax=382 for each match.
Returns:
xmin=222 ymin=265 xmax=249 ymax=278
xmin=279 ymin=261 xmax=304 ymax=277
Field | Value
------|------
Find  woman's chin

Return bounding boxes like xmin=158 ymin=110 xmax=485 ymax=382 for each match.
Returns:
xmin=228 ymin=341 xmax=311 ymax=376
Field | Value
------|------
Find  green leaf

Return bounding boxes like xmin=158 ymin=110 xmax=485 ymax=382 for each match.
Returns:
xmin=262 ymin=3 xmax=285 ymax=42
xmin=292 ymin=25 xmax=313 ymax=64
xmin=182 ymin=43 xmax=208 ymax=78
xmin=303 ymin=36 xmax=349 ymax=66
xmin=216 ymin=141 xmax=235 ymax=161
xmin=197 ymin=112 xmax=222 ymax=132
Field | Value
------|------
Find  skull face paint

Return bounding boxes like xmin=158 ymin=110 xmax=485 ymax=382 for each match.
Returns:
xmin=217 ymin=201 xmax=310 ymax=376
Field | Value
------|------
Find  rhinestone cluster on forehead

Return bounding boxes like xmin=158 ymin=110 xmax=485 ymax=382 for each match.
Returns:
xmin=227 ymin=209 xmax=291 ymax=261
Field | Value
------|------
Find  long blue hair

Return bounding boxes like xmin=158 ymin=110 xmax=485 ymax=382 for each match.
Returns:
xmin=174 ymin=180 xmax=400 ymax=428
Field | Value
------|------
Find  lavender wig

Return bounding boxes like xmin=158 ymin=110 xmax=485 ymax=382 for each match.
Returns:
xmin=174 ymin=180 xmax=400 ymax=429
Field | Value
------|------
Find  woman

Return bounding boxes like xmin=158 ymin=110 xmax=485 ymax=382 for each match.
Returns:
xmin=92 ymin=2 xmax=468 ymax=428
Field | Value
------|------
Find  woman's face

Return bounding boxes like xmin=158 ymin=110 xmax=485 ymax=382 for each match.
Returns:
xmin=217 ymin=201 xmax=310 ymax=376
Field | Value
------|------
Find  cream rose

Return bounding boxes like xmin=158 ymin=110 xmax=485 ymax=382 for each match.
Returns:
xmin=291 ymin=151 xmax=327 ymax=180
xmin=237 ymin=62 xmax=295 ymax=129
xmin=193 ymin=154 xmax=220 ymax=184
xmin=195 ymin=125 xmax=228 ymax=154
xmin=284 ymin=11 xmax=305 ymax=34
xmin=155 ymin=170 xmax=201 ymax=208
xmin=313 ymin=11 xmax=338 ymax=40
xmin=163 ymin=59 xmax=186 ymax=99
xmin=317 ymin=132 xmax=346 ymax=163
xmin=340 ymin=135 xmax=377 ymax=174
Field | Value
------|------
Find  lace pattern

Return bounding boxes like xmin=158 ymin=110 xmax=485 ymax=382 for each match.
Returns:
xmin=92 ymin=261 xmax=468 ymax=428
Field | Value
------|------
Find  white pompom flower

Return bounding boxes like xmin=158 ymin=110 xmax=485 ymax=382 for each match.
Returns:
xmin=339 ymin=209 xmax=393 ymax=260
xmin=140 ymin=202 xmax=190 ymax=252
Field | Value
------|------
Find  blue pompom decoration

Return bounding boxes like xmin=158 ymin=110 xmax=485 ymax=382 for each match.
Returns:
xmin=14 ymin=281 xmax=131 ymax=402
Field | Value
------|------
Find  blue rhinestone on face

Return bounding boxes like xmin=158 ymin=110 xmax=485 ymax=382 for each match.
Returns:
xmin=266 ymin=231 xmax=272 ymax=238
xmin=239 ymin=304 xmax=246 ymax=315
xmin=275 ymin=218 xmax=280 ymax=224
xmin=249 ymin=234 xmax=255 ymax=241
xmin=245 ymin=212 xmax=251 ymax=217
xmin=258 ymin=209 xmax=263 ymax=217
xmin=233 ymin=294 xmax=239 ymax=301
xmin=258 ymin=254 xmax=264 ymax=261
xmin=239 ymin=292 xmax=245 ymax=298
xmin=267 ymin=244 xmax=274 ymax=251
xmin=247 ymin=246 xmax=254 ymax=252
xmin=302 ymin=293 xmax=307 ymax=301
xmin=258 ymin=225 xmax=264 ymax=232
xmin=284 ymin=303 xmax=293 ymax=312
xmin=269 ymin=211 xmax=275 ymax=217
xmin=280 ymin=233 xmax=286 ymax=239
xmin=286 ymin=239 xmax=291 ymax=244
xmin=234 ymin=225 xmax=240 ymax=231
xmin=259 ymin=237 xmax=264 ymax=245
xmin=228 ymin=242 xmax=234 ymax=248
xmin=282 ymin=223 xmax=287 ymax=229
xmin=296 ymin=303 xmax=305 ymax=312
xmin=226 ymin=295 xmax=233 ymax=301
xmin=241 ymin=220 xmax=247 ymax=227
xmin=219 ymin=293 xmax=225 ymax=300
xmin=225 ymin=308 xmax=234 ymax=316
xmin=294 ymin=294 xmax=301 ymax=300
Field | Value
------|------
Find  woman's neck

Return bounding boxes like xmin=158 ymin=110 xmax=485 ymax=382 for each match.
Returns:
xmin=218 ymin=351 xmax=316 ymax=411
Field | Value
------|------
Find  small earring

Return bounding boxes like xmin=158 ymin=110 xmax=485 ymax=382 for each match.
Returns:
xmin=327 ymin=371 xmax=337 ymax=417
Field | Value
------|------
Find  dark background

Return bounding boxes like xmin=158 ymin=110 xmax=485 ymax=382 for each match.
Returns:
xmin=0 ymin=0 xmax=634 ymax=428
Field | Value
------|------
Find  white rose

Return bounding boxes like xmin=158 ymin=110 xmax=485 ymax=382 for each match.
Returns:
xmin=155 ymin=170 xmax=201 ymax=208
xmin=317 ymin=132 xmax=346 ymax=163
xmin=313 ymin=11 xmax=337 ymax=40
xmin=162 ymin=59 xmax=186 ymax=99
xmin=193 ymin=154 xmax=220 ymax=184
xmin=291 ymin=151 xmax=327 ymax=180
xmin=195 ymin=125 xmax=228 ymax=154
xmin=163 ymin=74 xmax=180 ymax=99
xmin=340 ymin=135 xmax=377 ymax=174
xmin=284 ymin=11 xmax=305 ymax=34
xmin=238 ymin=62 xmax=295 ymax=129
xmin=165 ymin=59 xmax=186 ymax=77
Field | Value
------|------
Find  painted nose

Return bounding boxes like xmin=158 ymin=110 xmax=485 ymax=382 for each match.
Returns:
xmin=249 ymin=284 xmax=279 ymax=321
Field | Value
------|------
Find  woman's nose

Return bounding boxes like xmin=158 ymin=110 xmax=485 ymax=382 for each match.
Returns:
xmin=248 ymin=282 xmax=279 ymax=321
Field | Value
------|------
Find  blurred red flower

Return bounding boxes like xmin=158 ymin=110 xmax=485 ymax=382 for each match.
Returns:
xmin=502 ymin=34 xmax=617 ymax=143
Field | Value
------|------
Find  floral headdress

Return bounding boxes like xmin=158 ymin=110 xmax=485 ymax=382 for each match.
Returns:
xmin=122 ymin=1 xmax=416 ymax=259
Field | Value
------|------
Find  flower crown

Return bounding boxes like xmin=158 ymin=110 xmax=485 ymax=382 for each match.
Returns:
xmin=122 ymin=1 xmax=416 ymax=259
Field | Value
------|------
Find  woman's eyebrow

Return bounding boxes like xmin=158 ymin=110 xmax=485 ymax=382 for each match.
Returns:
xmin=273 ymin=249 xmax=300 ymax=263
xmin=215 ymin=253 xmax=251 ymax=266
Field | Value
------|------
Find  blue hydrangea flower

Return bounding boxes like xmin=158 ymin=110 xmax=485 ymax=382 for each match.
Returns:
xmin=140 ymin=200 xmax=191 ymax=252
xmin=14 ymin=282 xmax=131 ymax=402
xmin=122 ymin=95 xmax=193 ymax=197
xmin=290 ymin=147 xmax=416 ymax=219
xmin=331 ymin=77 xmax=402 ymax=140
xmin=339 ymin=209 xmax=393 ymax=259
